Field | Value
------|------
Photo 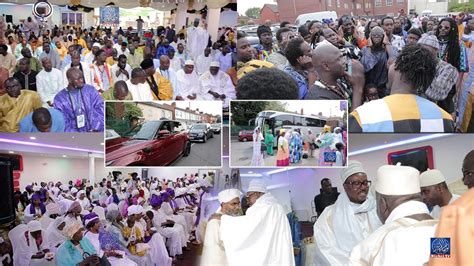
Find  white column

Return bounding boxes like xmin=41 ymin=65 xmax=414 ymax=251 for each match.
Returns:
xmin=89 ymin=153 xmax=95 ymax=185
xmin=207 ymin=8 xmax=221 ymax=43
xmin=175 ymin=1 xmax=188 ymax=31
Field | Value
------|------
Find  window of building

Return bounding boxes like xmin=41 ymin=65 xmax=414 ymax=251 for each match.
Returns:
xmin=397 ymin=0 xmax=404 ymax=4
xmin=337 ymin=0 xmax=340 ymax=8
xmin=375 ymin=0 xmax=382 ymax=7
xmin=356 ymin=3 xmax=362 ymax=8
xmin=61 ymin=12 xmax=82 ymax=26
xmin=386 ymin=0 xmax=393 ymax=6
xmin=344 ymin=3 xmax=348 ymax=8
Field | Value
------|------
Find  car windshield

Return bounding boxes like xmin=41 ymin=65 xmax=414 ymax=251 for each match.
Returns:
xmin=212 ymin=124 xmax=220 ymax=127
xmin=191 ymin=124 xmax=206 ymax=130
xmin=132 ymin=121 xmax=161 ymax=140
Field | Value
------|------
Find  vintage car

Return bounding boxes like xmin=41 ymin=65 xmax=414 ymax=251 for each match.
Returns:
xmin=105 ymin=120 xmax=190 ymax=166
xmin=189 ymin=123 xmax=214 ymax=142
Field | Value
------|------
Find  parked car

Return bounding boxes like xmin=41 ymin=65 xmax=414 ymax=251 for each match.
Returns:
xmin=211 ymin=123 xmax=221 ymax=134
xmin=238 ymin=130 xmax=253 ymax=142
xmin=189 ymin=123 xmax=213 ymax=142
xmin=105 ymin=120 xmax=190 ymax=166
xmin=105 ymin=129 xmax=130 ymax=148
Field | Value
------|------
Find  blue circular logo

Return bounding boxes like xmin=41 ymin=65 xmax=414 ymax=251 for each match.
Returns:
xmin=431 ymin=238 xmax=450 ymax=254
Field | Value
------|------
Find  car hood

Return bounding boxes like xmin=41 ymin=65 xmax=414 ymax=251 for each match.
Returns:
xmin=189 ymin=129 xmax=205 ymax=134
xmin=106 ymin=139 xmax=153 ymax=162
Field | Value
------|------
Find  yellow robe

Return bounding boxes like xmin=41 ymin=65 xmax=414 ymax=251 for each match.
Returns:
xmin=152 ymin=71 xmax=173 ymax=100
xmin=0 ymin=90 xmax=42 ymax=132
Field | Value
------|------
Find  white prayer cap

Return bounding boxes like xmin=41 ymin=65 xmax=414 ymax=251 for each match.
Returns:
xmin=32 ymin=185 xmax=40 ymax=192
xmin=106 ymin=203 xmax=119 ymax=213
xmin=127 ymin=205 xmax=143 ymax=216
xmin=77 ymin=190 xmax=86 ymax=196
xmin=218 ymin=189 xmax=242 ymax=203
xmin=27 ymin=220 xmax=42 ymax=232
xmin=175 ymin=188 xmax=185 ymax=197
xmin=247 ymin=179 xmax=267 ymax=193
xmin=71 ymin=188 xmax=78 ymax=194
xmin=198 ymin=178 xmax=212 ymax=188
xmin=340 ymin=161 xmax=366 ymax=182
xmin=92 ymin=42 xmax=101 ymax=48
xmin=375 ymin=164 xmax=421 ymax=196
xmin=46 ymin=203 xmax=60 ymax=215
xmin=210 ymin=61 xmax=220 ymax=67
xmin=184 ymin=59 xmax=195 ymax=66
xmin=419 ymin=169 xmax=446 ymax=187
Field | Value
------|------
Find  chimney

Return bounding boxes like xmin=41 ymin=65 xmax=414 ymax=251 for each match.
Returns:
xmin=301 ymin=108 xmax=303 ymax=115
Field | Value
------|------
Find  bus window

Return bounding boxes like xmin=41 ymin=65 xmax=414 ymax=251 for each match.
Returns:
xmin=277 ymin=115 xmax=294 ymax=126
xmin=306 ymin=117 xmax=325 ymax=127
xmin=294 ymin=116 xmax=304 ymax=126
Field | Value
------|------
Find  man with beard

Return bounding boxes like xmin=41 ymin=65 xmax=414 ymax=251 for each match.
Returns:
xmin=420 ymin=169 xmax=460 ymax=219
xmin=36 ymin=57 xmax=63 ymax=107
xmin=62 ymin=51 xmax=93 ymax=86
xmin=216 ymin=179 xmax=294 ymax=265
xmin=201 ymin=189 xmax=242 ymax=266
xmin=255 ymin=25 xmax=276 ymax=60
xmin=381 ymin=16 xmax=405 ymax=52
xmin=13 ymin=58 xmax=38 ymax=91
xmin=141 ymin=58 xmax=173 ymax=100
xmin=111 ymin=54 xmax=132 ymax=83
xmin=393 ymin=17 xmax=408 ymax=41
xmin=17 ymin=47 xmax=42 ymax=72
xmin=175 ymin=60 xmax=200 ymax=100
xmin=199 ymin=61 xmax=235 ymax=108
xmin=39 ymin=40 xmax=61 ymax=69
xmin=267 ymin=27 xmax=295 ymax=70
xmin=313 ymin=161 xmax=382 ymax=265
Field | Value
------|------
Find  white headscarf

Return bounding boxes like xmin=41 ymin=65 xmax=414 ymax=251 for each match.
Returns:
xmin=45 ymin=217 xmax=66 ymax=248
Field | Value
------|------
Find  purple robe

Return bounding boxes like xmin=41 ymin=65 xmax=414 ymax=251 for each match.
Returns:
xmin=53 ymin=84 xmax=104 ymax=132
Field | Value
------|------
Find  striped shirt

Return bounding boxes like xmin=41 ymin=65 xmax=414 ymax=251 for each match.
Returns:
xmin=349 ymin=94 xmax=455 ymax=133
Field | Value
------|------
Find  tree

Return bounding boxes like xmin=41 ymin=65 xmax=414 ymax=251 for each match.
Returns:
xmin=245 ymin=7 xmax=261 ymax=19
xmin=231 ymin=101 xmax=267 ymax=126
xmin=124 ymin=102 xmax=143 ymax=121
xmin=265 ymin=101 xmax=288 ymax=112
xmin=449 ymin=2 xmax=474 ymax=12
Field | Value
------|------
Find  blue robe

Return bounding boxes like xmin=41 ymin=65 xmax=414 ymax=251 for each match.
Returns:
xmin=53 ymin=84 xmax=104 ymax=132
xmin=56 ymin=239 xmax=97 ymax=266
xmin=19 ymin=108 xmax=65 ymax=132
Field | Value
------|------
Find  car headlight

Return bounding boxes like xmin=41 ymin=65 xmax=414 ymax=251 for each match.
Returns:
xmin=199 ymin=133 xmax=204 ymax=136
xmin=106 ymin=160 xmax=116 ymax=166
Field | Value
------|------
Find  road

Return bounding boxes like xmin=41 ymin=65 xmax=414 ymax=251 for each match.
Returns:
xmin=230 ymin=138 xmax=322 ymax=167
xmin=173 ymin=133 xmax=222 ymax=167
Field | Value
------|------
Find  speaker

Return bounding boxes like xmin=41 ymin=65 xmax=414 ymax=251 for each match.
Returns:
xmin=0 ymin=158 xmax=15 ymax=225
xmin=0 ymin=154 xmax=22 ymax=171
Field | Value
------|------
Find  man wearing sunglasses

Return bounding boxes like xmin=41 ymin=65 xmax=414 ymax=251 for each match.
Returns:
xmin=350 ymin=164 xmax=437 ymax=265
xmin=217 ymin=179 xmax=294 ymax=265
xmin=313 ymin=161 xmax=382 ymax=265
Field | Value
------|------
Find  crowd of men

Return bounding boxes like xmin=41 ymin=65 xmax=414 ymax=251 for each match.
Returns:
xmin=236 ymin=12 xmax=474 ymax=133
xmin=0 ymin=15 xmax=237 ymax=132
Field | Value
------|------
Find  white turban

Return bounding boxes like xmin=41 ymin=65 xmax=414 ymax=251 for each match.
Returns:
xmin=27 ymin=220 xmax=42 ymax=233
xmin=184 ymin=59 xmax=194 ymax=66
xmin=106 ymin=203 xmax=119 ymax=213
xmin=218 ymin=189 xmax=242 ymax=203
xmin=419 ymin=169 xmax=446 ymax=188
xmin=64 ymin=222 xmax=83 ymax=240
xmin=127 ymin=205 xmax=142 ymax=216
xmin=340 ymin=161 xmax=366 ymax=183
xmin=70 ymin=188 xmax=78 ymax=194
xmin=247 ymin=179 xmax=267 ymax=193
xmin=46 ymin=203 xmax=60 ymax=215
xmin=77 ymin=190 xmax=86 ymax=197
xmin=210 ymin=61 xmax=220 ymax=67
xmin=375 ymin=164 xmax=421 ymax=195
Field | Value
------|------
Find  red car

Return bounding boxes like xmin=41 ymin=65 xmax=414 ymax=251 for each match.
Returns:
xmin=238 ymin=130 xmax=254 ymax=142
xmin=105 ymin=120 xmax=191 ymax=166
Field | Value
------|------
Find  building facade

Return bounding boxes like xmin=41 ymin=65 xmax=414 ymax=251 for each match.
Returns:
xmin=276 ymin=0 xmax=408 ymax=22
xmin=259 ymin=4 xmax=280 ymax=24
xmin=137 ymin=102 xmax=173 ymax=122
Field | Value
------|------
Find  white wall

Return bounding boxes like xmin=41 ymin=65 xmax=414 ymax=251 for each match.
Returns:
xmin=0 ymin=4 xmax=61 ymax=26
xmin=18 ymin=154 xmax=139 ymax=188
xmin=350 ymin=135 xmax=474 ymax=185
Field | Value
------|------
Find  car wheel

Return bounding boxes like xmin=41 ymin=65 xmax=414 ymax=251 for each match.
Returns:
xmin=210 ymin=132 xmax=214 ymax=138
xmin=203 ymin=135 xmax=207 ymax=143
xmin=183 ymin=141 xmax=190 ymax=156
xmin=243 ymin=138 xmax=247 ymax=142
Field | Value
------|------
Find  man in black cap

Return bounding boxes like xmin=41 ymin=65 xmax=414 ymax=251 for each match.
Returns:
xmin=255 ymin=25 xmax=276 ymax=61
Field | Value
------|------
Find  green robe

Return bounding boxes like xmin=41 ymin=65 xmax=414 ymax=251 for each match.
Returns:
xmin=264 ymin=130 xmax=274 ymax=155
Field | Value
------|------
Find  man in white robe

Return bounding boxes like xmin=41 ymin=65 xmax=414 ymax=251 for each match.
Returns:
xmin=201 ymin=189 xmax=242 ymax=266
xmin=194 ymin=178 xmax=218 ymax=244
xmin=157 ymin=55 xmax=180 ymax=99
xmin=186 ymin=18 xmax=209 ymax=60
xmin=419 ymin=169 xmax=460 ymax=219
xmin=350 ymin=164 xmax=438 ymax=265
xmin=217 ymin=179 xmax=295 ymax=266
xmin=175 ymin=60 xmax=201 ymax=100
xmin=111 ymin=55 xmax=132 ymax=83
xmin=195 ymin=47 xmax=212 ymax=76
xmin=36 ymin=57 xmax=63 ymax=108
xmin=199 ymin=61 xmax=236 ymax=108
xmin=313 ymin=161 xmax=382 ymax=265
xmin=126 ymin=68 xmax=154 ymax=101
xmin=62 ymin=51 xmax=93 ymax=86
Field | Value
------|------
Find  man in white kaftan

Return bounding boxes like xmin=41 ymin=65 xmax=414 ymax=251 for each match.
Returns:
xmin=194 ymin=178 xmax=218 ymax=244
xmin=313 ymin=161 xmax=382 ymax=265
xmin=201 ymin=189 xmax=242 ymax=266
xmin=126 ymin=68 xmax=155 ymax=101
xmin=199 ymin=61 xmax=236 ymax=108
xmin=175 ymin=60 xmax=202 ymax=100
xmin=186 ymin=18 xmax=209 ymax=61
xmin=350 ymin=164 xmax=438 ymax=266
xmin=195 ymin=47 xmax=212 ymax=76
xmin=218 ymin=179 xmax=295 ymax=266
xmin=36 ymin=57 xmax=63 ymax=107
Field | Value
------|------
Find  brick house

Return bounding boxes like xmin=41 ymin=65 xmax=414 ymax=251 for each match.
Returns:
xmin=259 ymin=4 xmax=280 ymax=24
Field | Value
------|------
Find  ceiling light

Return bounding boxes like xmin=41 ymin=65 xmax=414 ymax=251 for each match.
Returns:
xmin=248 ymin=171 xmax=253 ymax=174
xmin=8 ymin=151 xmax=14 ymax=154
xmin=100 ymin=143 xmax=104 ymax=146
xmin=29 ymin=136 xmax=36 ymax=140
xmin=266 ymin=168 xmax=295 ymax=175
xmin=240 ymin=173 xmax=262 ymax=178
xmin=348 ymin=134 xmax=452 ymax=156
xmin=0 ymin=138 xmax=103 ymax=154
xmin=62 ymin=155 xmax=67 ymax=158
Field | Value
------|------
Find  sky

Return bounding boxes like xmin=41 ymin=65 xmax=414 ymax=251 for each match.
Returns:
xmin=283 ymin=100 xmax=345 ymax=118
xmin=174 ymin=101 xmax=223 ymax=116
xmin=237 ymin=0 xmax=276 ymax=16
